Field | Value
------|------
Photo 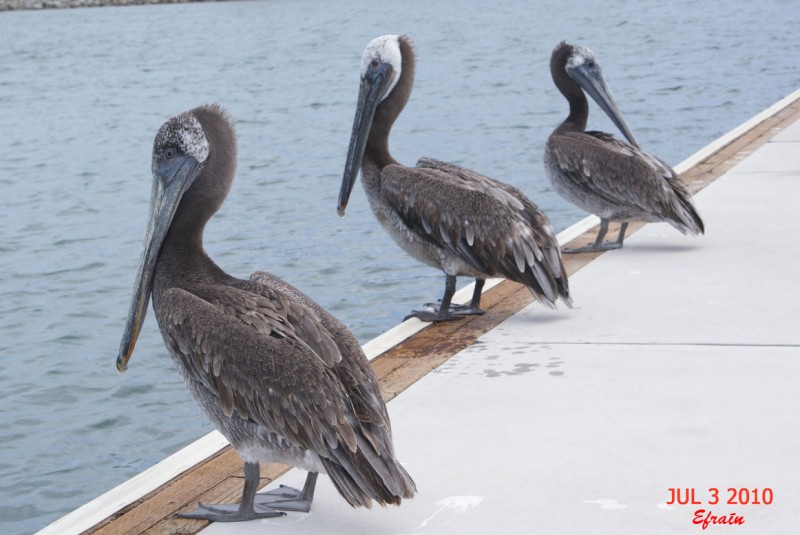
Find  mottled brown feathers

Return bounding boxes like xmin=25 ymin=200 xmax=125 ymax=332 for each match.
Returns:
xmin=157 ymin=276 xmax=416 ymax=505
xmin=150 ymin=104 xmax=415 ymax=508
xmin=381 ymin=157 xmax=571 ymax=307
xmin=546 ymin=43 xmax=704 ymax=235
xmin=353 ymin=37 xmax=570 ymax=310
xmin=546 ymin=129 xmax=704 ymax=233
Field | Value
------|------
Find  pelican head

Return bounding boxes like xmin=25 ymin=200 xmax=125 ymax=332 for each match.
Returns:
xmin=558 ymin=42 xmax=639 ymax=148
xmin=338 ymin=35 xmax=405 ymax=216
xmin=115 ymin=109 xmax=210 ymax=372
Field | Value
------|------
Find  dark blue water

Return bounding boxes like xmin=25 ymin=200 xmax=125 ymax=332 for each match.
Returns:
xmin=0 ymin=0 xmax=798 ymax=532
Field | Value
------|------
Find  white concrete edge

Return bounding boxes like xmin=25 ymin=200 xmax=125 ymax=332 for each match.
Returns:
xmin=36 ymin=431 xmax=230 ymax=535
xmin=38 ymin=87 xmax=800 ymax=535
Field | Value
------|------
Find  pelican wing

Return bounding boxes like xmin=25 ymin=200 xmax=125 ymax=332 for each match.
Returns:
xmin=381 ymin=157 xmax=570 ymax=306
xmin=547 ymin=131 xmax=703 ymax=233
xmin=160 ymin=280 xmax=415 ymax=505
xmin=159 ymin=284 xmax=362 ymax=455
xmin=247 ymin=272 xmax=389 ymax=429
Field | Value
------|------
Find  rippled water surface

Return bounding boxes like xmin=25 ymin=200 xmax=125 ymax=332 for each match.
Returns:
xmin=0 ymin=0 xmax=798 ymax=532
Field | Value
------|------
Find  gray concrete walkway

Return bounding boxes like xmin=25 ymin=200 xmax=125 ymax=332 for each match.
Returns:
xmin=200 ymin=111 xmax=800 ymax=534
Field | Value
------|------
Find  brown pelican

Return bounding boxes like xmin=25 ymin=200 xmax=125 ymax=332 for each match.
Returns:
xmin=338 ymin=35 xmax=571 ymax=322
xmin=115 ymin=104 xmax=415 ymax=522
xmin=545 ymin=41 xmax=704 ymax=253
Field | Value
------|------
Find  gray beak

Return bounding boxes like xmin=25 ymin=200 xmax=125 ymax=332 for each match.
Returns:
xmin=568 ymin=61 xmax=639 ymax=148
xmin=338 ymin=61 xmax=394 ymax=216
xmin=116 ymin=154 xmax=201 ymax=372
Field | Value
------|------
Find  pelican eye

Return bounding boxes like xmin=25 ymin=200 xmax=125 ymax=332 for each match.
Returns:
xmin=164 ymin=147 xmax=178 ymax=160
xmin=370 ymin=58 xmax=380 ymax=68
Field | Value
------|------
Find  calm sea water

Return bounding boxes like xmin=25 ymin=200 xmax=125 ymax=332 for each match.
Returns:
xmin=0 ymin=0 xmax=798 ymax=532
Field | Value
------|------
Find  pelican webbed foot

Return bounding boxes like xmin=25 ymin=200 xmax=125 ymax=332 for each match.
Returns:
xmin=177 ymin=462 xmax=316 ymax=522
xmin=563 ymin=241 xmax=623 ymax=254
xmin=422 ymin=301 xmax=485 ymax=316
xmin=406 ymin=276 xmax=485 ymax=322
xmin=177 ymin=501 xmax=285 ymax=522
xmin=404 ymin=308 xmax=465 ymax=322
xmin=252 ymin=472 xmax=318 ymax=513
xmin=447 ymin=302 xmax=485 ymax=316
xmin=564 ymin=220 xmax=627 ymax=254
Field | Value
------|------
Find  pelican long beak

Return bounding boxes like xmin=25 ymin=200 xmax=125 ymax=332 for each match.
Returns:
xmin=116 ymin=155 xmax=201 ymax=372
xmin=337 ymin=62 xmax=394 ymax=216
xmin=568 ymin=62 xmax=640 ymax=148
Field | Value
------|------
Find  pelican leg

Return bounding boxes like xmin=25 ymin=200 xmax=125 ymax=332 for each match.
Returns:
xmin=614 ymin=222 xmax=629 ymax=248
xmin=564 ymin=219 xmax=625 ymax=253
xmin=452 ymin=278 xmax=486 ymax=315
xmin=426 ymin=278 xmax=486 ymax=316
xmin=406 ymin=275 xmax=464 ymax=322
xmin=252 ymin=472 xmax=318 ymax=513
xmin=177 ymin=462 xmax=285 ymax=522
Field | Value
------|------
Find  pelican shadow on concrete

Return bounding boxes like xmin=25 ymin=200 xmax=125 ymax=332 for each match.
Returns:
xmin=544 ymin=41 xmax=704 ymax=253
xmin=116 ymin=104 xmax=415 ymax=522
xmin=338 ymin=35 xmax=572 ymax=323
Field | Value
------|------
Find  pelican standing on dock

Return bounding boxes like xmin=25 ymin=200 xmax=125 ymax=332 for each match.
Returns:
xmin=115 ymin=104 xmax=415 ymax=522
xmin=544 ymin=42 xmax=704 ymax=253
xmin=338 ymin=35 xmax=571 ymax=322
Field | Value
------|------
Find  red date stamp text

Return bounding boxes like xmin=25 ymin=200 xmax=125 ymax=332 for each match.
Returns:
xmin=666 ymin=487 xmax=773 ymax=530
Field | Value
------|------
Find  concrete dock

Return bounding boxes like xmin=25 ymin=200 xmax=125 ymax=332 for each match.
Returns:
xmin=41 ymin=90 xmax=800 ymax=534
